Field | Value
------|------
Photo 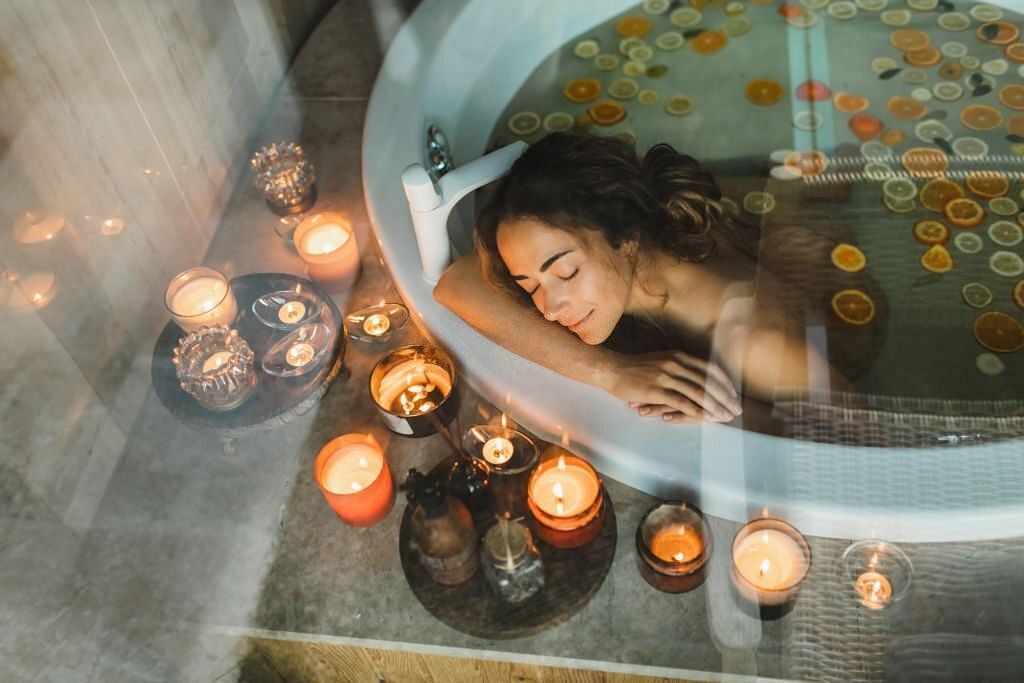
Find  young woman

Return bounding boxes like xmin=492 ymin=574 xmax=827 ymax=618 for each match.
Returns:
xmin=434 ymin=133 xmax=875 ymax=424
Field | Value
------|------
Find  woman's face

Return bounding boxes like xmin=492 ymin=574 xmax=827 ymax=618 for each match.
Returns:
xmin=496 ymin=218 xmax=633 ymax=344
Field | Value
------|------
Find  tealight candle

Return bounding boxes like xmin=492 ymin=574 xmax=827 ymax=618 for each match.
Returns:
xmin=635 ymin=501 xmax=711 ymax=593
xmin=314 ymin=433 xmax=395 ymax=527
xmin=202 ymin=351 xmax=234 ymax=374
xmin=463 ymin=420 xmax=539 ymax=518
xmin=369 ymin=345 xmax=459 ymax=437
xmin=855 ymin=571 xmax=892 ymax=610
xmin=482 ymin=436 xmax=514 ymax=465
xmin=527 ymin=446 xmax=604 ymax=549
xmin=730 ymin=519 xmax=811 ymax=619
xmin=293 ymin=211 xmax=361 ymax=292
xmin=363 ymin=313 xmax=391 ymax=337
xmin=842 ymin=539 xmax=912 ymax=612
xmin=278 ymin=301 xmax=306 ymax=324
xmin=164 ymin=267 xmax=238 ymax=333
xmin=285 ymin=342 xmax=316 ymax=367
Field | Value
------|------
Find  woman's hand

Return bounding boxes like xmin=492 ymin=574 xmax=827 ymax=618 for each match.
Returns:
xmin=596 ymin=350 xmax=742 ymax=422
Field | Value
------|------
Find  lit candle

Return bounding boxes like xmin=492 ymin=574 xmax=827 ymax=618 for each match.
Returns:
xmin=730 ymin=519 xmax=811 ymax=616
xmin=527 ymin=447 xmax=604 ymax=549
xmin=101 ymin=218 xmax=124 ymax=236
xmin=375 ymin=359 xmax=452 ymax=416
xmin=370 ymin=344 xmax=459 ymax=438
xmin=855 ymin=571 xmax=892 ymax=610
xmin=164 ymin=268 xmax=238 ymax=333
xmin=12 ymin=209 xmax=65 ymax=244
xmin=202 ymin=351 xmax=233 ymax=374
xmin=293 ymin=211 xmax=361 ymax=292
xmin=651 ymin=525 xmax=703 ymax=564
xmin=314 ymin=434 xmax=395 ymax=527
xmin=483 ymin=436 xmax=514 ymax=465
xmin=363 ymin=313 xmax=391 ymax=337
xmin=285 ymin=342 xmax=315 ymax=368
xmin=278 ymin=301 xmax=306 ymax=324
xmin=635 ymin=501 xmax=711 ymax=593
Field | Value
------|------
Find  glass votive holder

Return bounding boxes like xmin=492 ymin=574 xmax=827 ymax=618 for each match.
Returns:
xmin=250 ymin=141 xmax=317 ymax=215
xmin=172 ymin=325 xmax=256 ymax=411
xmin=526 ymin=446 xmax=604 ymax=550
xmin=730 ymin=518 xmax=812 ymax=620
xmin=344 ymin=302 xmax=410 ymax=343
xmin=842 ymin=539 xmax=913 ymax=611
xmin=252 ymin=288 xmax=323 ymax=330
xmin=463 ymin=421 xmax=539 ymax=518
xmin=482 ymin=517 xmax=545 ymax=603
xmin=636 ymin=501 xmax=711 ymax=594
xmin=314 ymin=433 xmax=395 ymax=527
xmin=164 ymin=267 xmax=238 ymax=334
xmin=292 ymin=212 xmax=361 ymax=292
xmin=369 ymin=344 xmax=459 ymax=437
xmin=261 ymin=322 xmax=335 ymax=378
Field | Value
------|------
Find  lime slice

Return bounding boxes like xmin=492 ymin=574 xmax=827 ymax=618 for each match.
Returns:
xmin=933 ymin=82 xmax=963 ymax=101
xmin=654 ymin=32 xmax=685 ymax=51
xmin=787 ymin=12 xmax=819 ymax=29
xmin=574 ymin=40 xmax=600 ymax=59
xmin=609 ymin=78 xmax=640 ymax=100
xmin=628 ymin=45 xmax=654 ymax=62
xmin=507 ymin=112 xmax=540 ymax=136
xmin=623 ymin=61 xmax=647 ymax=76
xmin=643 ymin=0 xmax=671 ymax=14
xmin=723 ymin=16 xmax=752 ymax=37
xmin=543 ymin=112 xmax=574 ymax=133
xmin=619 ymin=37 xmax=647 ymax=57
xmin=595 ymin=53 xmax=620 ymax=71
xmin=960 ymin=55 xmax=981 ymax=71
xmin=669 ymin=7 xmax=702 ymax=28
xmin=793 ymin=110 xmax=823 ymax=131
xmin=871 ymin=56 xmax=899 ymax=73
xmin=856 ymin=0 xmax=886 ymax=12
xmin=952 ymin=137 xmax=988 ymax=158
xmin=962 ymin=282 xmax=994 ymax=308
xmin=864 ymin=161 xmax=896 ymax=181
xmin=743 ymin=191 xmax=776 ymax=215
xmin=915 ymin=120 xmax=952 ymax=141
xmin=911 ymin=87 xmax=934 ymax=102
xmin=989 ymin=199 xmax=1020 ymax=217
xmin=861 ymin=141 xmax=893 ymax=159
xmin=800 ymin=0 xmax=830 ymax=9
xmin=982 ymin=59 xmax=1008 ymax=76
xmin=637 ymin=89 xmax=661 ymax=105
xmin=990 ymin=251 xmax=1024 ymax=277
xmin=954 ymin=231 xmax=984 ymax=253
xmin=883 ymin=177 xmax=918 ymax=201
xmin=828 ymin=1 xmax=857 ymax=19
xmin=907 ymin=0 xmax=938 ymax=10
xmin=770 ymin=165 xmax=802 ymax=181
xmin=665 ymin=94 xmax=694 ymax=116
xmin=883 ymin=196 xmax=916 ymax=213
xmin=976 ymin=352 xmax=1005 ymax=376
xmin=989 ymin=220 xmax=1023 ymax=246
xmin=940 ymin=42 xmax=968 ymax=58
xmin=881 ymin=9 xmax=911 ymax=26
xmin=725 ymin=1 xmax=746 ymax=15
xmin=902 ymin=69 xmax=928 ymax=85
xmin=938 ymin=12 xmax=970 ymax=31
xmin=969 ymin=5 xmax=1003 ymax=22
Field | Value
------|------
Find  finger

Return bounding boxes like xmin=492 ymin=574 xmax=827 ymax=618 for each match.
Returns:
xmin=660 ymin=365 xmax=740 ymax=417
xmin=655 ymin=390 xmax=700 ymax=417
xmin=660 ymin=376 xmax=734 ymax=422
xmin=661 ymin=411 xmax=697 ymax=424
xmin=673 ymin=352 xmax=739 ymax=399
xmin=636 ymin=404 xmax=671 ymax=417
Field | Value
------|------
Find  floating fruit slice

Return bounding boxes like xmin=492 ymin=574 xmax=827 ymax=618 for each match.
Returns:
xmin=907 ymin=0 xmax=937 ymax=9
xmin=883 ymin=176 xmax=918 ymax=201
xmin=982 ymin=59 xmax=1009 ymax=76
xmin=655 ymin=31 xmax=685 ymax=51
xmin=881 ymin=9 xmax=911 ymax=27
xmin=999 ymin=84 xmax=1024 ymax=110
xmin=725 ymin=1 xmax=746 ymax=15
xmin=507 ymin=111 xmax=541 ymax=135
xmin=828 ymin=1 xmax=857 ymax=19
xmin=830 ymin=243 xmax=867 ymax=272
xmin=884 ymin=196 xmax=917 ymax=213
xmin=973 ymin=311 xmax=1024 ymax=353
xmin=938 ymin=12 xmax=971 ymax=31
xmin=932 ymin=81 xmax=963 ymax=101
xmin=587 ymin=100 xmax=626 ymax=126
xmin=543 ymin=112 xmax=575 ymax=132
xmin=914 ymin=219 xmax=951 ymax=244
xmin=793 ymin=111 xmax=823 ymax=131
xmin=970 ymin=4 xmax=1003 ymax=22
xmin=723 ymin=16 xmax=752 ymax=36
xmin=564 ymin=78 xmax=602 ymax=103
xmin=881 ymin=128 xmax=906 ymax=147
xmin=746 ymin=79 xmax=783 ymax=105
xmin=944 ymin=197 xmax=985 ymax=227
xmin=834 ymin=91 xmax=869 ymax=113
xmin=691 ymin=30 xmax=727 ymax=54
xmin=988 ymin=221 xmax=1023 ymax=246
xmin=990 ymin=250 xmax=1024 ymax=277
xmin=670 ymin=7 xmax=702 ymax=28
xmin=856 ymin=0 xmax=886 ymax=11
xmin=643 ymin=0 xmax=671 ymax=13
xmin=623 ymin=60 xmax=647 ymax=76
xmin=954 ymin=231 xmax=984 ymax=253
xmin=617 ymin=16 xmax=653 ymax=38
xmin=574 ymin=39 xmax=600 ymax=58
xmin=664 ymin=94 xmax=695 ymax=116
xmin=595 ymin=53 xmax=620 ymax=70
xmin=989 ymin=198 xmax=1019 ymax=216
xmin=786 ymin=11 xmax=819 ymax=29
xmin=976 ymin=352 xmax=1005 ymax=375
xmin=902 ymin=68 xmax=928 ymax=84
xmin=861 ymin=141 xmax=892 ymax=160
xmin=609 ymin=78 xmax=640 ymax=100
xmin=962 ymin=282 xmax=993 ymax=308
xmin=1008 ymin=114 xmax=1024 ymax=137
xmin=864 ymin=161 xmax=895 ymax=180
xmin=941 ymin=41 xmax=968 ymax=57
xmin=888 ymin=96 xmax=927 ymax=120
xmin=906 ymin=47 xmax=942 ymax=67
xmin=628 ymin=45 xmax=654 ymax=62
xmin=960 ymin=55 xmax=981 ymax=70
xmin=977 ymin=21 xmax=1019 ymax=45
xmin=952 ymin=137 xmax=988 ymax=158
xmin=743 ymin=191 xmax=776 ymax=215
xmin=784 ymin=150 xmax=829 ymax=176
xmin=921 ymin=243 xmax=954 ymax=272
xmin=965 ymin=172 xmax=1009 ymax=199
xmin=637 ymin=89 xmax=661 ymax=105
xmin=1014 ymin=280 xmax=1024 ymax=309
xmin=872 ymin=56 xmax=900 ymax=73
xmin=800 ymin=0 xmax=831 ymax=9
xmin=777 ymin=3 xmax=804 ymax=19
xmin=912 ymin=86 xmax=933 ymax=102
xmin=902 ymin=147 xmax=948 ymax=179
xmin=831 ymin=289 xmax=875 ymax=326
xmin=1006 ymin=43 xmax=1024 ymax=64
xmin=920 ymin=178 xmax=964 ymax=212
xmin=938 ymin=61 xmax=964 ymax=79
xmin=796 ymin=80 xmax=831 ymax=102
xmin=850 ymin=113 xmax=884 ymax=140
xmin=915 ymin=120 xmax=953 ymax=142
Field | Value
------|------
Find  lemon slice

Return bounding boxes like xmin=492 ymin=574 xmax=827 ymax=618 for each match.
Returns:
xmin=828 ymin=1 xmax=857 ymax=19
xmin=864 ymin=161 xmax=896 ymax=180
xmin=595 ymin=53 xmax=620 ymax=71
xmin=902 ymin=69 xmax=928 ymax=85
xmin=871 ymin=56 xmax=899 ymax=73
xmin=770 ymin=165 xmax=802 ymax=181
xmin=543 ymin=112 xmax=575 ymax=132
xmin=969 ymin=5 xmax=1003 ymax=22
xmin=982 ymin=59 xmax=1008 ymax=76
xmin=635 ymin=89 xmax=660 ymax=106
xmin=933 ymin=82 xmax=963 ymax=101
xmin=800 ymin=0 xmax=830 ymax=9
xmin=655 ymin=32 xmax=685 ymax=51
xmin=990 ymin=250 xmax=1024 ymax=277
xmin=770 ymin=149 xmax=796 ymax=163
xmin=907 ymin=0 xmax=937 ymax=10
xmin=915 ymin=120 xmax=953 ymax=141
xmin=856 ymin=0 xmax=886 ymax=11
xmin=954 ymin=231 xmax=984 ymax=253
xmin=952 ymin=137 xmax=988 ymax=158
xmin=619 ymin=37 xmax=647 ymax=57
xmin=938 ymin=12 xmax=970 ymax=31
xmin=793 ymin=110 xmax=824 ymax=131
xmin=725 ymin=1 xmax=746 ymax=15
xmin=881 ymin=9 xmax=911 ymax=26
xmin=989 ymin=198 xmax=1020 ymax=217
xmin=911 ymin=87 xmax=933 ymax=102
xmin=723 ymin=16 xmax=752 ymax=37
xmin=883 ymin=177 xmax=918 ymax=201
xmin=665 ymin=94 xmax=695 ymax=116
xmin=940 ymin=41 xmax=968 ymax=58
xmin=669 ymin=7 xmax=702 ymax=28
xmin=623 ymin=61 xmax=647 ymax=76
xmin=743 ymin=191 xmax=776 ymax=214
xmin=861 ymin=141 xmax=893 ymax=159
xmin=787 ymin=12 xmax=820 ymax=28
xmin=507 ymin=112 xmax=541 ymax=136
xmin=976 ymin=352 xmax=1005 ymax=376
xmin=574 ymin=40 xmax=600 ymax=58
xmin=643 ymin=0 xmax=671 ymax=14
xmin=629 ymin=45 xmax=655 ymax=62
xmin=609 ymin=78 xmax=640 ymax=100
xmin=963 ymin=282 xmax=994 ymax=308
xmin=884 ymin=196 xmax=917 ymax=213
xmin=960 ymin=55 xmax=981 ymax=70
xmin=989 ymin=220 xmax=1023 ymax=246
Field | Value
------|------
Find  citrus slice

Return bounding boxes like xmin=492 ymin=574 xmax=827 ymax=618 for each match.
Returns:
xmin=623 ymin=60 xmax=647 ymax=76
xmin=965 ymin=172 xmax=1009 ymax=199
xmin=883 ymin=176 xmax=918 ymax=201
xmin=962 ymin=282 xmax=993 ymax=308
xmin=643 ymin=0 xmax=671 ymax=13
xmin=913 ymin=219 xmax=950 ymax=245
xmin=1013 ymin=280 xmax=1024 ymax=309
xmin=988 ymin=221 xmax=1023 ymax=246
xmin=920 ymin=243 xmax=954 ymax=272
xmin=872 ymin=56 xmax=900 ymax=73
xmin=564 ymin=78 xmax=602 ymax=103
xmin=664 ymin=94 xmax=694 ymax=116
xmin=542 ymin=112 xmax=575 ymax=132
xmin=595 ymin=53 xmax=620 ymax=71
xmin=828 ymin=1 xmax=857 ymax=19
xmin=941 ymin=41 xmax=968 ymax=58
xmin=723 ymin=16 xmax=752 ymax=36
xmin=881 ymin=128 xmax=906 ymax=147
xmin=856 ymin=0 xmax=886 ymax=11
xmin=970 ymin=4 xmax=1003 ymax=22
xmin=507 ymin=112 xmax=541 ymax=136
xmin=793 ymin=111 xmax=824 ymax=131
xmin=976 ymin=353 xmax=1005 ymax=375
xmin=937 ymin=12 xmax=971 ymax=31
xmin=743 ymin=191 xmax=776 ymax=215
xmin=881 ymin=9 xmax=911 ymax=27
xmin=800 ymin=0 xmax=830 ymax=8
xmin=831 ymin=289 xmax=875 ymax=326
xmin=850 ymin=113 xmax=884 ymax=140
xmin=785 ymin=150 xmax=829 ymax=176
xmin=912 ymin=86 xmax=933 ymax=101
xmin=587 ymin=100 xmax=626 ymax=126
xmin=691 ymin=30 xmax=727 ymax=54
xmin=670 ymin=7 xmax=702 ymax=28
xmin=932 ymin=82 xmax=963 ymax=101
xmin=915 ymin=120 xmax=953 ymax=142
xmin=1008 ymin=114 xmax=1024 ymax=138
xmin=637 ymin=89 xmax=661 ymax=105
xmin=796 ymin=80 xmax=832 ymax=102
xmin=617 ymin=16 xmax=653 ymax=38
xmin=944 ymin=197 xmax=985 ymax=227
xmin=725 ymin=1 xmax=747 ymax=15
xmin=977 ymin=21 xmax=1019 ymax=46
xmin=1006 ymin=43 xmax=1024 ymax=64
xmin=961 ymin=55 xmax=981 ymax=70
xmin=989 ymin=198 xmax=1019 ymax=216
xmin=902 ymin=146 xmax=948 ymax=179
xmin=982 ymin=59 xmax=1009 ymax=76
xmin=627 ymin=44 xmax=654 ymax=62
xmin=938 ymin=61 xmax=964 ymax=80
xmin=770 ymin=165 xmax=801 ymax=181
xmin=883 ymin=196 xmax=917 ymax=213
xmin=574 ymin=40 xmax=600 ymax=58
xmin=952 ymin=137 xmax=988 ymax=158
xmin=655 ymin=31 xmax=685 ymax=51
xmin=888 ymin=96 xmax=927 ymax=121
xmin=830 ymin=243 xmax=867 ymax=272
xmin=861 ymin=141 xmax=893 ymax=160
xmin=907 ymin=0 xmax=937 ymax=9
xmin=786 ymin=11 xmax=820 ymax=29
xmin=906 ymin=47 xmax=942 ymax=67
xmin=954 ymin=231 xmax=984 ymax=253
xmin=609 ymin=78 xmax=640 ymax=100
xmin=902 ymin=68 xmax=928 ymax=84
xmin=864 ymin=161 xmax=896 ymax=180
xmin=920 ymin=178 xmax=964 ymax=212
xmin=746 ymin=79 xmax=783 ymax=105
xmin=973 ymin=311 xmax=1024 ymax=353
xmin=990 ymin=250 xmax=1024 ymax=277
xmin=834 ymin=91 xmax=869 ymax=113
xmin=620 ymin=37 xmax=647 ymax=56
xmin=778 ymin=3 xmax=805 ymax=19
xmin=998 ymin=84 xmax=1024 ymax=110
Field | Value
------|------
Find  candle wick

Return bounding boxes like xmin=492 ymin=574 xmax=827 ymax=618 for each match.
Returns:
xmin=759 ymin=558 xmax=771 ymax=577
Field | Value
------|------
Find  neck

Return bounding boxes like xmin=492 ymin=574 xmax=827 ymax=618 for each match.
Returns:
xmin=624 ymin=251 xmax=703 ymax=322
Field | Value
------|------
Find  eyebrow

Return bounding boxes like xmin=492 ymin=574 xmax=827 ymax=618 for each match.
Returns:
xmin=511 ymin=250 xmax=573 ymax=281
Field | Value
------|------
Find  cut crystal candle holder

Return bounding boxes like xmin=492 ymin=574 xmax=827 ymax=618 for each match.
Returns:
xmin=250 ymin=141 xmax=317 ymax=215
xmin=173 ymin=325 xmax=256 ymax=411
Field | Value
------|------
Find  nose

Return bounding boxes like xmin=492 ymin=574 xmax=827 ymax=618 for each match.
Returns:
xmin=539 ymin=287 xmax=570 ymax=323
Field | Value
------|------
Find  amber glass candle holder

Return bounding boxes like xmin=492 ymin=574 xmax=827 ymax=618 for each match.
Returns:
xmin=730 ymin=518 xmax=812 ymax=620
xmin=369 ymin=344 xmax=459 ymax=437
xmin=251 ymin=141 xmax=317 ymax=215
xmin=636 ymin=501 xmax=711 ymax=594
xmin=172 ymin=325 xmax=256 ymax=411
xmin=526 ymin=446 xmax=604 ymax=549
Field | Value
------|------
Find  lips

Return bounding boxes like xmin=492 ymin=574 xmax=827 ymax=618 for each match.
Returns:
xmin=568 ymin=310 xmax=593 ymax=334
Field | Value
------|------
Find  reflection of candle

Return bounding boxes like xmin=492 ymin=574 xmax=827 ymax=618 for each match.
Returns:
xmin=165 ymin=268 xmax=238 ymax=333
xmin=855 ymin=571 xmax=892 ymax=610
xmin=12 ymin=209 xmax=65 ymax=244
xmin=293 ymin=212 xmax=361 ymax=292
xmin=278 ymin=301 xmax=306 ymax=324
xmin=202 ymin=351 xmax=233 ymax=374
xmin=363 ymin=313 xmax=391 ymax=336
xmin=483 ymin=437 xmax=514 ymax=465
xmin=730 ymin=519 xmax=811 ymax=614
xmin=314 ymin=434 xmax=395 ymax=526
xmin=285 ymin=342 xmax=315 ymax=367
xmin=101 ymin=218 xmax=124 ymax=236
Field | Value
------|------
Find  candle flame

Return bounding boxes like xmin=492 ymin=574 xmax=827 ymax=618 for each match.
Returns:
xmin=759 ymin=558 xmax=771 ymax=577
xmin=351 ymin=480 xmax=363 ymax=491
xmin=557 ymin=455 xmax=566 ymax=471
xmin=33 ymin=293 xmax=42 ymax=302
xmin=871 ymin=580 xmax=881 ymax=596
xmin=500 ymin=413 xmax=507 ymax=429
xmin=358 ymin=457 xmax=367 ymax=468
xmin=419 ymin=401 xmax=434 ymax=412
xmin=552 ymin=481 xmax=564 ymax=499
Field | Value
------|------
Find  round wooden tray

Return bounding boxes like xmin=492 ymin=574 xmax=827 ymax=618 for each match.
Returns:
xmin=398 ymin=454 xmax=617 ymax=640
xmin=151 ymin=273 xmax=347 ymax=440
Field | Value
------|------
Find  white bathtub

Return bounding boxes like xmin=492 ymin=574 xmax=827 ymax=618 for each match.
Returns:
xmin=363 ymin=0 xmax=1024 ymax=542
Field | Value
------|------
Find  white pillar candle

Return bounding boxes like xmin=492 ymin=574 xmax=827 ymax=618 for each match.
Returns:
xmin=293 ymin=212 xmax=361 ymax=292
xmin=165 ymin=268 xmax=238 ymax=333
xmin=321 ymin=442 xmax=384 ymax=494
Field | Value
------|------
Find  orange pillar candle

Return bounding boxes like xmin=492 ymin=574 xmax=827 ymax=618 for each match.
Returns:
xmin=635 ymin=501 xmax=711 ymax=593
xmin=293 ymin=211 xmax=361 ymax=292
xmin=527 ymin=446 xmax=604 ymax=549
xmin=314 ymin=434 xmax=395 ymax=527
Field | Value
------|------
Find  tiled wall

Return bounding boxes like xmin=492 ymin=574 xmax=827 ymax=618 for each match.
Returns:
xmin=0 ymin=0 xmax=335 ymax=529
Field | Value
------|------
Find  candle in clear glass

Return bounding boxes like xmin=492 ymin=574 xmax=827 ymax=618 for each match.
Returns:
xmin=164 ymin=267 xmax=238 ymax=333
xmin=635 ymin=501 xmax=711 ymax=593
xmin=293 ymin=212 xmax=361 ymax=292
xmin=314 ymin=434 xmax=395 ymax=527
xmin=842 ymin=539 xmax=912 ymax=611
xmin=527 ymin=446 xmax=603 ymax=549
xmin=855 ymin=571 xmax=892 ymax=610
xmin=730 ymin=519 xmax=811 ymax=615
xmin=463 ymin=422 xmax=539 ymax=517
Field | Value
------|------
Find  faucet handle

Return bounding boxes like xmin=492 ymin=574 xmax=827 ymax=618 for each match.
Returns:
xmin=402 ymin=164 xmax=441 ymax=212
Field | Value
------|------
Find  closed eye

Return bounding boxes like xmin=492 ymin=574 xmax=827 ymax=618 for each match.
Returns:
xmin=561 ymin=269 xmax=579 ymax=281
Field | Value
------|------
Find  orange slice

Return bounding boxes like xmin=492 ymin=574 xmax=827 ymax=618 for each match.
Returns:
xmin=977 ymin=21 xmax=1020 ymax=46
xmin=833 ymin=91 xmax=870 ymax=113
xmin=938 ymin=61 xmax=964 ymax=80
xmin=973 ymin=311 xmax=1024 ymax=353
xmin=850 ymin=114 xmax=884 ymax=141
xmin=913 ymin=219 xmax=950 ymax=245
xmin=587 ymin=100 xmax=626 ymax=126
xmin=778 ymin=3 xmax=804 ymax=19
xmin=890 ymin=29 xmax=929 ymax=52
xmin=1013 ymin=280 xmax=1024 ymax=310
xmin=830 ymin=244 xmax=867 ymax=272
xmin=881 ymin=128 xmax=906 ymax=147
xmin=691 ymin=30 xmax=727 ymax=54
xmin=920 ymin=178 xmax=964 ymax=212
xmin=564 ymin=78 xmax=602 ymax=103
xmin=905 ymin=47 xmax=942 ymax=67
xmin=965 ymin=172 xmax=1010 ymax=199
xmin=888 ymin=96 xmax=927 ymax=120
xmin=617 ymin=16 xmax=653 ymax=37
xmin=784 ymin=150 xmax=829 ymax=176
xmin=795 ymin=80 xmax=832 ymax=102
xmin=902 ymin=147 xmax=948 ymax=179
xmin=961 ymin=104 xmax=1003 ymax=131
xmin=831 ymin=289 xmax=875 ymax=326
xmin=745 ymin=79 xmax=783 ymax=105
xmin=1008 ymin=114 xmax=1024 ymax=138
xmin=944 ymin=197 xmax=986 ymax=228
xmin=998 ymin=84 xmax=1024 ymax=111
xmin=1006 ymin=43 xmax=1024 ymax=64
xmin=920 ymin=244 xmax=953 ymax=273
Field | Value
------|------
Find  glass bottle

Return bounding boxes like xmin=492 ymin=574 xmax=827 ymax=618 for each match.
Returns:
xmin=481 ymin=516 xmax=545 ymax=603
xmin=402 ymin=469 xmax=479 ymax=586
